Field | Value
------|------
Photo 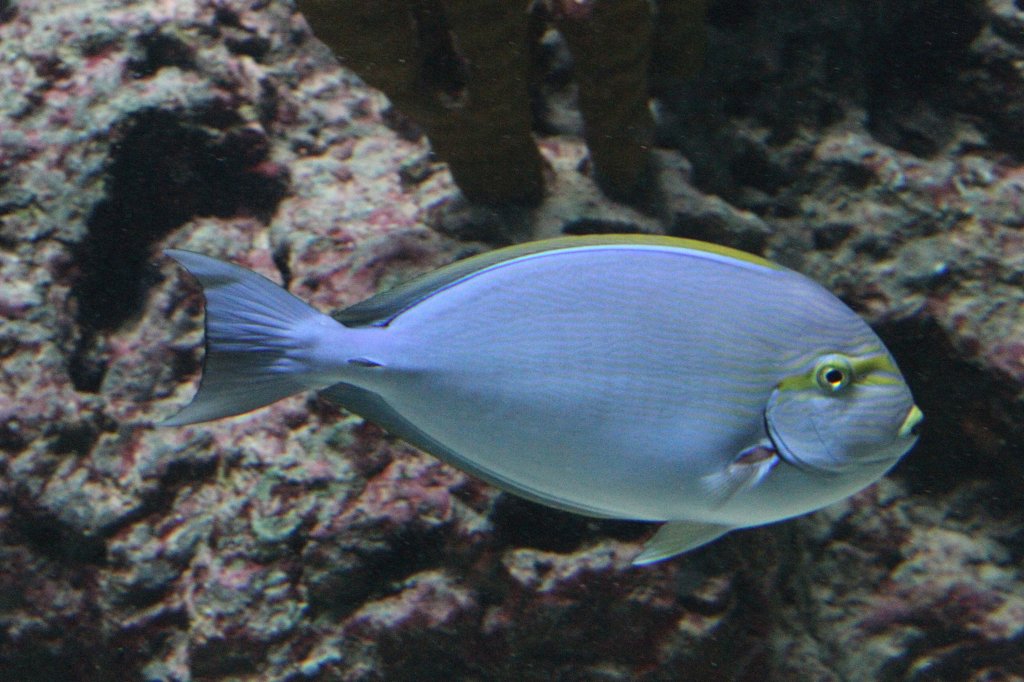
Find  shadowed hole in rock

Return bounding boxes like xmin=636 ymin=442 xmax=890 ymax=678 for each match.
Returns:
xmin=0 ymin=420 xmax=27 ymax=453
xmin=127 ymin=29 xmax=196 ymax=79
xmin=305 ymin=526 xmax=449 ymax=620
xmin=190 ymin=636 xmax=260 ymax=680
xmin=67 ymin=108 xmax=289 ymax=393
xmin=874 ymin=623 xmax=1020 ymax=682
xmin=489 ymin=495 xmax=648 ymax=554
xmin=0 ymin=627 xmax=116 ymax=682
xmin=225 ymin=33 xmax=272 ymax=62
xmin=110 ymin=451 xmax=221 ymax=540
xmin=0 ymin=0 xmax=17 ymax=24
xmin=7 ymin=495 xmax=108 ymax=565
xmin=875 ymin=317 xmax=1023 ymax=496
xmin=865 ymin=0 xmax=985 ymax=157
xmin=727 ymin=144 xmax=791 ymax=195
xmin=109 ymin=560 xmax=183 ymax=609
xmin=49 ymin=419 xmax=101 ymax=456
xmin=376 ymin=634 xmax=475 ymax=680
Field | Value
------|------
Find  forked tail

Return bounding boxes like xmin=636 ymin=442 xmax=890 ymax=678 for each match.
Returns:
xmin=162 ymin=249 xmax=348 ymax=425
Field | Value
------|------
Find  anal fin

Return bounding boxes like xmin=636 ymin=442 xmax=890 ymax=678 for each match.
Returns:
xmin=632 ymin=520 xmax=733 ymax=565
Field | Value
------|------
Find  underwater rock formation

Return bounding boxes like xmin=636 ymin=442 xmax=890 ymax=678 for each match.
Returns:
xmin=0 ymin=0 xmax=1022 ymax=679
xmin=296 ymin=0 xmax=547 ymax=206
xmin=296 ymin=0 xmax=709 ymax=205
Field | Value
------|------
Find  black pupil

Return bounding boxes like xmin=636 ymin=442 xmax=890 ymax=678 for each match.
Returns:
xmin=824 ymin=368 xmax=844 ymax=385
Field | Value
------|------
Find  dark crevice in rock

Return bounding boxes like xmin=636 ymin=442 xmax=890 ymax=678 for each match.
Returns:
xmin=212 ymin=4 xmax=243 ymax=28
xmin=127 ymin=30 xmax=197 ymax=79
xmin=67 ymin=332 xmax=108 ymax=394
xmin=727 ymin=142 xmax=793 ymax=196
xmin=111 ymin=571 xmax=179 ymax=609
xmin=67 ymin=108 xmax=289 ymax=392
xmin=0 ymin=0 xmax=17 ymax=25
xmin=0 ymin=418 xmax=27 ymax=454
xmin=0 ymin=627 xmax=119 ymax=682
xmin=6 ymin=491 xmax=108 ymax=565
xmin=71 ymin=108 xmax=287 ymax=331
xmin=306 ymin=526 xmax=449 ymax=620
xmin=225 ymin=33 xmax=271 ymax=62
xmin=104 ymin=607 xmax=189 ymax=677
xmin=904 ymin=635 xmax=1024 ymax=682
xmin=48 ymin=419 xmax=101 ymax=457
xmin=865 ymin=0 xmax=986 ymax=157
xmin=1004 ymin=524 xmax=1024 ymax=565
xmin=489 ymin=495 xmax=648 ymax=554
xmin=376 ymin=633 xmax=476 ymax=680
xmin=876 ymin=628 xmax=1022 ymax=682
xmin=0 ymin=586 xmax=181 ymax=680
xmin=876 ymin=317 xmax=1023 ymax=496
xmin=490 ymin=496 xmax=591 ymax=553
xmin=190 ymin=635 xmax=261 ymax=679
xmin=110 ymin=450 xmax=220 ymax=539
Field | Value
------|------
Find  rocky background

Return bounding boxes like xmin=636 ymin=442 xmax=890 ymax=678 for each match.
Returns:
xmin=1 ymin=0 xmax=1023 ymax=680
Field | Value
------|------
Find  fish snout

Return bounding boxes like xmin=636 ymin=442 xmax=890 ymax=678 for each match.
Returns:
xmin=898 ymin=404 xmax=924 ymax=440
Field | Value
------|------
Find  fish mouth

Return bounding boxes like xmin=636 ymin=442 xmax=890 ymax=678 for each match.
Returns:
xmin=898 ymin=405 xmax=924 ymax=439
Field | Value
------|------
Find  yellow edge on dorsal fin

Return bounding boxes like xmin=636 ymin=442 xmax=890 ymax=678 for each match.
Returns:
xmin=335 ymin=234 xmax=779 ymax=327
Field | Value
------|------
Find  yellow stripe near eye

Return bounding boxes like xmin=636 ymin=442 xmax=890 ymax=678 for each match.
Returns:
xmin=777 ymin=353 xmax=903 ymax=392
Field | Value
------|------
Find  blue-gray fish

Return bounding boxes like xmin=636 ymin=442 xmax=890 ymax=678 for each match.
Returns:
xmin=162 ymin=235 xmax=922 ymax=564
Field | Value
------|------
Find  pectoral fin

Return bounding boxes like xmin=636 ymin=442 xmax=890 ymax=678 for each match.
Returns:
xmin=701 ymin=441 xmax=780 ymax=506
xmin=632 ymin=520 xmax=734 ymax=565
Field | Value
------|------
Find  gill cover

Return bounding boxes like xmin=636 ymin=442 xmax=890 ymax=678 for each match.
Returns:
xmin=765 ymin=353 xmax=919 ymax=474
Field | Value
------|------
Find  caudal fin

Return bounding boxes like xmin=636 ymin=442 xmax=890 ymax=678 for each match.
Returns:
xmin=163 ymin=249 xmax=330 ymax=426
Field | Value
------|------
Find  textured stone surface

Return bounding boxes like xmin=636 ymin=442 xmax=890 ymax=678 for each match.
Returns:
xmin=0 ymin=0 xmax=1022 ymax=680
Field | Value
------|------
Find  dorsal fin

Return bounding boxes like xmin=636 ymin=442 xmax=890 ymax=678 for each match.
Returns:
xmin=334 ymin=234 xmax=778 ymax=327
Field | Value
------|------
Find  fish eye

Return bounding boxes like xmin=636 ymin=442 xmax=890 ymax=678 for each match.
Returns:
xmin=814 ymin=356 xmax=853 ymax=393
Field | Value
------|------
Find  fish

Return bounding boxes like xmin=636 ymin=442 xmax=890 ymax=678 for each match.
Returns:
xmin=161 ymin=235 xmax=922 ymax=564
